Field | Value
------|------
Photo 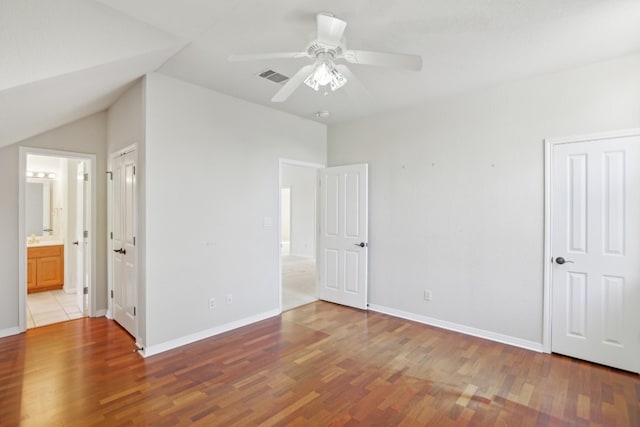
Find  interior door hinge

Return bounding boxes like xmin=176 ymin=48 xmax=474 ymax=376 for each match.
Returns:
xmin=83 ymin=230 xmax=88 ymax=238
xmin=106 ymin=171 xmax=112 ymax=180
xmin=83 ymin=287 xmax=88 ymax=295
xmin=133 ymin=165 xmax=136 ymax=175
xmin=110 ymin=289 xmax=114 ymax=298
xmin=133 ymin=236 xmax=136 ymax=246
xmin=110 ymin=231 xmax=113 ymax=240
xmin=84 ymin=173 xmax=89 ymax=182
xmin=133 ymin=307 xmax=136 ymax=316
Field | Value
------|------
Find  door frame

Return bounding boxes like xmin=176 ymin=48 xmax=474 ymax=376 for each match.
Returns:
xmin=542 ymin=128 xmax=640 ymax=353
xmin=107 ymin=144 xmax=138 ymax=338
xmin=278 ymin=158 xmax=325 ymax=313
xmin=18 ymin=147 xmax=97 ymax=331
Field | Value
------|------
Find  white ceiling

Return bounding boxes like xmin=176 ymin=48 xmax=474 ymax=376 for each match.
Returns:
xmin=2 ymin=0 xmax=640 ymax=148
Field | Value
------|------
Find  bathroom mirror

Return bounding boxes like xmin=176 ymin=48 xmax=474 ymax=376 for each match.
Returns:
xmin=25 ymin=181 xmax=52 ymax=236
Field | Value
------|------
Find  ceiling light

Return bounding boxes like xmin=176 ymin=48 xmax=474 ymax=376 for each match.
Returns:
xmin=47 ymin=173 xmax=56 ymax=179
xmin=304 ymin=60 xmax=347 ymax=92
xmin=36 ymin=172 xmax=45 ymax=178
xmin=315 ymin=110 xmax=330 ymax=118
xmin=26 ymin=171 xmax=34 ymax=177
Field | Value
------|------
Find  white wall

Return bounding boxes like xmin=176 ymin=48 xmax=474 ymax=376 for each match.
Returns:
xmin=281 ymin=164 xmax=317 ymax=258
xmin=328 ymin=53 xmax=640 ymax=346
xmin=0 ymin=112 xmax=108 ymax=337
xmin=143 ymin=73 xmax=326 ymax=354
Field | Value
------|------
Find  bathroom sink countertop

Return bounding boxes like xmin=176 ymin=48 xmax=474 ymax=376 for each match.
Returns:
xmin=27 ymin=240 xmax=64 ymax=247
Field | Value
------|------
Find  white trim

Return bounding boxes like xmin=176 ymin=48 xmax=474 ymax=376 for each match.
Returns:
xmin=142 ymin=309 xmax=280 ymax=357
xmin=542 ymin=128 xmax=640 ymax=354
xmin=19 ymin=147 xmax=97 ymax=332
xmin=278 ymin=158 xmax=324 ymax=314
xmin=0 ymin=327 xmax=23 ymax=339
xmin=369 ymin=304 xmax=543 ymax=353
xmin=545 ymin=128 xmax=640 ymax=145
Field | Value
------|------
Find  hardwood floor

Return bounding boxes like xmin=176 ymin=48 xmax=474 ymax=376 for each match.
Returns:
xmin=1 ymin=302 xmax=638 ymax=426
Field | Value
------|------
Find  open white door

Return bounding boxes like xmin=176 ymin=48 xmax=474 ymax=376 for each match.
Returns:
xmin=112 ymin=150 xmax=137 ymax=337
xmin=318 ymin=164 xmax=368 ymax=309
xmin=550 ymin=133 xmax=640 ymax=373
xmin=75 ymin=161 xmax=88 ymax=314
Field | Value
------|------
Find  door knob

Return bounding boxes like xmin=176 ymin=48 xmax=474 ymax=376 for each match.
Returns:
xmin=73 ymin=241 xmax=79 ymax=246
xmin=113 ymin=248 xmax=126 ymax=255
xmin=555 ymin=257 xmax=573 ymax=265
xmin=354 ymin=242 xmax=367 ymax=248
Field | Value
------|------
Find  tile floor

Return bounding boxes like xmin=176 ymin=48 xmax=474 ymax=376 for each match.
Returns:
xmin=27 ymin=290 xmax=85 ymax=328
xmin=282 ymin=255 xmax=317 ymax=311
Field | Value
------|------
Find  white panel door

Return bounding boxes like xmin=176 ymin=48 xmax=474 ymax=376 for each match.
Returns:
xmin=112 ymin=151 xmax=137 ymax=337
xmin=75 ymin=161 xmax=88 ymax=314
xmin=318 ymin=164 xmax=368 ymax=309
xmin=551 ymin=135 xmax=640 ymax=372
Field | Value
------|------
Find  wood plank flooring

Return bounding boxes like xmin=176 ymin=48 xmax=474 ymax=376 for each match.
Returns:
xmin=1 ymin=301 xmax=638 ymax=426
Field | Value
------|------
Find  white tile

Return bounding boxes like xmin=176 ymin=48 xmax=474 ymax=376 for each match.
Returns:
xmin=28 ymin=301 xmax=61 ymax=315
xmin=27 ymin=290 xmax=82 ymax=327
xmin=32 ymin=310 xmax=69 ymax=327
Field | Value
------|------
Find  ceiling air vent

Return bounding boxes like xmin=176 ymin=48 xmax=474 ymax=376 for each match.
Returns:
xmin=258 ymin=69 xmax=289 ymax=84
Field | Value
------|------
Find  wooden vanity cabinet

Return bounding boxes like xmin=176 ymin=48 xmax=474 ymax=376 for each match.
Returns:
xmin=27 ymin=245 xmax=64 ymax=293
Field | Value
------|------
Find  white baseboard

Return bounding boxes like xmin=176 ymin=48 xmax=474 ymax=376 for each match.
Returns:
xmin=142 ymin=309 xmax=281 ymax=358
xmin=0 ymin=326 xmax=23 ymax=339
xmin=368 ymin=304 xmax=543 ymax=353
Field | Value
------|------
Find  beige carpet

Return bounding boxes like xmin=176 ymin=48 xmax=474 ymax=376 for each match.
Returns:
xmin=282 ymin=255 xmax=317 ymax=311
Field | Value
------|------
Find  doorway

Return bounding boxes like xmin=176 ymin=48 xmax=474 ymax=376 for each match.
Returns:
xmin=544 ymin=129 xmax=640 ymax=373
xmin=279 ymin=160 xmax=322 ymax=311
xmin=18 ymin=148 xmax=95 ymax=330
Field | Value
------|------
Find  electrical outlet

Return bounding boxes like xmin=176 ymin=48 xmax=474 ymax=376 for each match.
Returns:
xmin=226 ymin=294 xmax=233 ymax=304
xmin=424 ymin=290 xmax=432 ymax=301
xmin=209 ymin=298 xmax=215 ymax=309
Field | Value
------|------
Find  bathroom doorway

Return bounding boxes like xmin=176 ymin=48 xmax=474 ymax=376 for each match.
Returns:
xmin=19 ymin=148 xmax=95 ymax=330
xmin=279 ymin=160 xmax=322 ymax=311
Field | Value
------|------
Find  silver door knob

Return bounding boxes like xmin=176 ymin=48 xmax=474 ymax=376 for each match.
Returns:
xmin=555 ymin=257 xmax=573 ymax=264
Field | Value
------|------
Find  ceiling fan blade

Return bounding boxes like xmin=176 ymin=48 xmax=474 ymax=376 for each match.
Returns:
xmin=271 ymin=64 xmax=316 ymax=102
xmin=343 ymin=50 xmax=423 ymax=71
xmin=228 ymin=52 xmax=308 ymax=62
xmin=335 ymin=65 xmax=370 ymax=101
xmin=316 ymin=13 xmax=347 ymax=47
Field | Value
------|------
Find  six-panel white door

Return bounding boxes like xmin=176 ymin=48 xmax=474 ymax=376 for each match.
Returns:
xmin=112 ymin=150 xmax=137 ymax=337
xmin=318 ymin=164 xmax=368 ymax=309
xmin=551 ymin=135 xmax=640 ymax=373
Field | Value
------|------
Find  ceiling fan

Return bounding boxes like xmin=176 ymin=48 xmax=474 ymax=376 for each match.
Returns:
xmin=228 ymin=12 xmax=423 ymax=102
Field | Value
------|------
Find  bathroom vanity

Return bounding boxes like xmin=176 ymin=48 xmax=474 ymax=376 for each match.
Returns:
xmin=27 ymin=243 xmax=64 ymax=293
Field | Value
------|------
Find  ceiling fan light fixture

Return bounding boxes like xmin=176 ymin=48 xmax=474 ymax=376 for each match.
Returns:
xmin=304 ymin=60 xmax=347 ymax=92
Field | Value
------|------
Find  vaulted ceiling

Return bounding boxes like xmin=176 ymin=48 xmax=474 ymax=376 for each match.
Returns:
xmin=2 ymin=0 xmax=640 ymax=149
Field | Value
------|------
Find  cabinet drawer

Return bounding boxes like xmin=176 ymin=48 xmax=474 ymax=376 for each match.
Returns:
xmin=28 ymin=245 xmax=63 ymax=258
